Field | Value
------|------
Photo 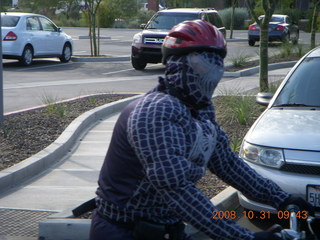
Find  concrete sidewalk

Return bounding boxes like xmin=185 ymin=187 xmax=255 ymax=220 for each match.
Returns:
xmin=0 ymin=66 xmax=295 ymax=239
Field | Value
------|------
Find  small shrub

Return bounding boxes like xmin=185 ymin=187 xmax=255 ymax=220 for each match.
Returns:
xmin=279 ymin=42 xmax=292 ymax=58
xmin=219 ymin=94 xmax=261 ymax=126
xmin=219 ymin=7 xmax=249 ymax=30
xmin=230 ymin=137 xmax=243 ymax=153
xmin=230 ymin=51 xmax=252 ymax=68
xmin=41 ymin=93 xmax=68 ymax=117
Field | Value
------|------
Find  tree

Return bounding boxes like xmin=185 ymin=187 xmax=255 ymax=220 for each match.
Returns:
xmin=229 ymin=0 xmax=238 ymax=39
xmin=311 ymin=0 xmax=320 ymax=49
xmin=84 ymin=0 xmax=103 ymax=56
xmin=110 ymin=0 xmax=137 ymax=20
xmin=59 ymin=0 xmax=83 ymax=20
xmin=245 ymin=0 xmax=276 ymax=92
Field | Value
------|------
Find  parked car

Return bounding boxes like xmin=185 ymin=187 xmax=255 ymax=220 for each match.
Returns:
xmin=248 ymin=14 xmax=299 ymax=46
xmin=1 ymin=12 xmax=73 ymax=66
xmin=238 ymin=46 xmax=320 ymax=215
xmin=131 ymin=8 xmax=226 ymax=70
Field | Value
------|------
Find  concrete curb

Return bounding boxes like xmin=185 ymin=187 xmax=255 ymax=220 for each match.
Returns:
xmin=72 ymin=55 xmax=130 ymax=62
xmin=38 ymin=187 xmax=238 ymax=240
xmin=223 ymin=61 xmax=297 ymax=77
xmin=0 ymin=95 xmax=142 ymax=195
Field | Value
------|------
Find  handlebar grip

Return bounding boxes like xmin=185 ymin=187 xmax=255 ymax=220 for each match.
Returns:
xmin=285 ymin=204 xmax=300 ymax=213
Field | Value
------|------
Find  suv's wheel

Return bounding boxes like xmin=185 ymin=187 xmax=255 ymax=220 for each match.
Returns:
xmin=248 ymin=40 xmax=255 ymax=46
xmin=59 ymin=43 xmax=72 ymax=63
xmin=131 ymin=56 xmax=147 ymax=70
xmin=20 ymin=45 xmax=33 ymax=66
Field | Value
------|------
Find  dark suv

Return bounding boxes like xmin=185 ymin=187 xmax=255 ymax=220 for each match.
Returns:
xmin=131 ymin=8 xmax=226 ymax=70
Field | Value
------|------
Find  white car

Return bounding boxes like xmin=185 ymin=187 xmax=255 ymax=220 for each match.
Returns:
xmin=1 ymin=12 xmax=73 ymax=66
xmin=239 ymin=46 xmax=320 ymax=216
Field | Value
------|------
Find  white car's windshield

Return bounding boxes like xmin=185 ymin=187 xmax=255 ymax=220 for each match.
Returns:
xmin=273 ymin=57 xmax=320 ymax=107
xmin=1 ymin=15 xmax=20 ymax=27
xmin=146 ymin=13 xmax=198 ymax=30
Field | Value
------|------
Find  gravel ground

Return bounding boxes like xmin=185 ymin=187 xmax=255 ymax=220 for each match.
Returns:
xmin=0 ymin=94 xmax=127 ymax=170
xmin=0 ymin=93 xmax=264 ymax=199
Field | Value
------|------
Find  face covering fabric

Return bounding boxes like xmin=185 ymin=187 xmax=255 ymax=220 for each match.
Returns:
xmin=163 ymin=51 xmax=224 ymax=109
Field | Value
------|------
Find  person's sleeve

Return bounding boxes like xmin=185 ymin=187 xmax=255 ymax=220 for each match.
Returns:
xmin=207 ymin=125 xmax=289 ymax=209
xmin=127 ymin=99 xmax=255 ymax=240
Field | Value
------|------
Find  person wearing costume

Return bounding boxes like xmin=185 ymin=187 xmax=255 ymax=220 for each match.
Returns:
xmin=90 ymin=20 xmax=313 ymax=240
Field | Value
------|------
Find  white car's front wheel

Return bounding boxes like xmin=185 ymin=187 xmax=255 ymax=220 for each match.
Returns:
xmin=20 ymin=46 xmax=33 ymax=66
xmin=59 ymin=43 xmax=72 ymax=63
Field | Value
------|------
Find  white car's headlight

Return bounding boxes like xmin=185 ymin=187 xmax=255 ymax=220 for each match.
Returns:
xmin=240 ymin=141 xmax=285 ymax=168
xmin=132 ymin=33 xmax=143 ymax=44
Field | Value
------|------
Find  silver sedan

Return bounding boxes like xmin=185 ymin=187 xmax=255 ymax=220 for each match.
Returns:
xmin=239 ymin=46 xmax=320 ymax=216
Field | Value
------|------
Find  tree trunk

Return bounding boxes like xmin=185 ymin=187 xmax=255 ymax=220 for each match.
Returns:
xmin=311 ymin=1 xmax=320 ymax=49
xmin=230 ymin=2 xmax=236 ymax=39
xmin=259 ymin=20 xmax=269 ymax=92
xmin=92 ymin=13 xmax=98 ymax=56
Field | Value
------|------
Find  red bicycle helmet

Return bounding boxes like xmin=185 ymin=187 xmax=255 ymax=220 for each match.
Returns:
xmin=162 ymin=19 xmax=227 ymax=63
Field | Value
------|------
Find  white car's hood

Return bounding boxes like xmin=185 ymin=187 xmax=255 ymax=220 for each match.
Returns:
xmin=246 ymin=109 xmax=320 ymax=151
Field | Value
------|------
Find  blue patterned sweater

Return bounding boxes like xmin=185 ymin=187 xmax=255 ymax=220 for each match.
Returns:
xmin=95 ymin=90 xmax=289 ymax=240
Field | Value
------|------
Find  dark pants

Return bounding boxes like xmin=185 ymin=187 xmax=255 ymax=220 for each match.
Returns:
xmin=90 ymin=211 xmax=134 ymax=240
xmin=89 ymin=211 xmax=195 ymax=240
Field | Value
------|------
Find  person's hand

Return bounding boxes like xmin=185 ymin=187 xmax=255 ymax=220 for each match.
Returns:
xmin=253 ymin=231 xmax=282 ymax=240
xmin=278 ymin=195 xmax=315 ymax=215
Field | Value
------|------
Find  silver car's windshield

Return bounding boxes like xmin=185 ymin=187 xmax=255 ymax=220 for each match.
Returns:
xmin=146 ymin=13 xmax=198 ymax=30
xmin=1 ymin=15 xmax=20 ymax=27
xmin=273 ymin=57 xmax=320 ymax=107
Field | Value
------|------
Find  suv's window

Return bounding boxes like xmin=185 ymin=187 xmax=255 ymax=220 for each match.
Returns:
xmin=206 ymin=12 xmax=223 ymax=28
xmin=146 ymin=12 xmax=199 ymax=30
xmin=26 ymin=17 xmax=41 ymax=31
xmin=39 ymin=17 xmax=57 ymax=32
xmin=1 ymin=15 xmax=20 ymax=27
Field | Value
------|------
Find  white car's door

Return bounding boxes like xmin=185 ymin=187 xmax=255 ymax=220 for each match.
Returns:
xmin=38 ymin=16 xmax=65 ymax=55
xmin=25 ymin=16 xmax=45 ymax=55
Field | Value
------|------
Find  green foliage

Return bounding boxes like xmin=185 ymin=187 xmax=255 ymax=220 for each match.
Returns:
xmin=230 ymin=51 xmax=252 ymax=67
xmin=219 ymin=94 xmax=261 ymax=126
xmin=219 ymin=7 xmax=249 ymax=30
xmin=230 ymin=137 xmax=243 ymax=153
xmin=275 ymin=8 xmax=304 ymax=24
xmin=137 ymin=10 xmax=156 ymax=25
xmin=277 ymin=43 xmax=308 ymax=59
xmin=109 ymin=0 xmax=137 ymax=20
xmin=42 ymin=94 xmax=68 ymax=117
xmin=98 ymin=1 xmax=116 ymax=28
xmin=125 ymin=10 xmax=156 ymax=29
xmin=54 ymin=13 xmax=81 ymax=27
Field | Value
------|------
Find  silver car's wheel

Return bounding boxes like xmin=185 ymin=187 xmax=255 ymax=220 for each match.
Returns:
xmin=59 ymin=43 xmax=72 ymax=63
xmin=20 ymin=46 xmax=33 ymax=66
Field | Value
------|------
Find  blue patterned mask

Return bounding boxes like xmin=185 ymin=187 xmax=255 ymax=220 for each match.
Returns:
xmin=164 ymin=52 xmax=224 ymax=109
